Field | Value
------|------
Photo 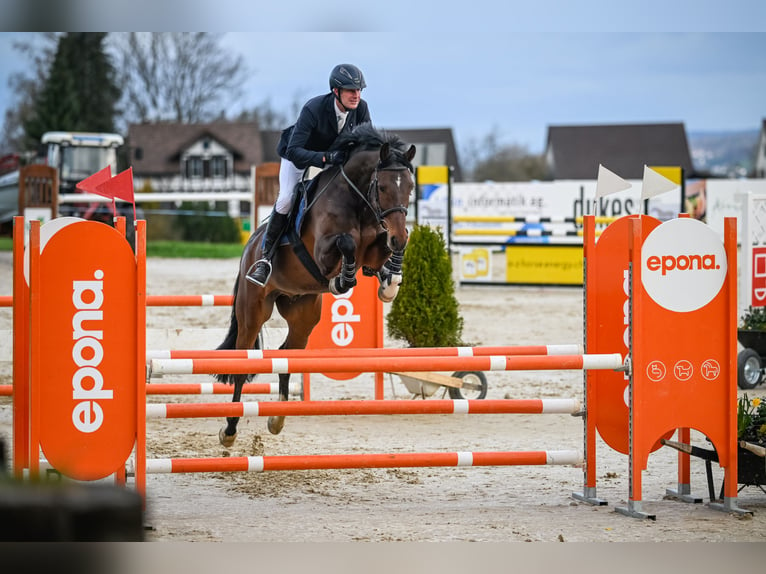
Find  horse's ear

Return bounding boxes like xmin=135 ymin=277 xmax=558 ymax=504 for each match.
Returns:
xmin=379 ymin=142 xmax=391 ymax=162
xmin=405 ymin=145 xmax=416 ymax=162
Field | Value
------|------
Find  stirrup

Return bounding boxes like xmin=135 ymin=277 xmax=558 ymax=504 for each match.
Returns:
xmin=246 ymin=259 xmax=272 ymax=287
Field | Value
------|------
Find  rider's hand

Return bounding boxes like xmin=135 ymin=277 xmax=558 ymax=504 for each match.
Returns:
xmin=325 ymin=150 xmax=346 ymax=165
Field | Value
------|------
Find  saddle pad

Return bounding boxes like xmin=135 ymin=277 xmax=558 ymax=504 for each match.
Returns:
xmin=269 ymin=178 xmax=315 ymax=248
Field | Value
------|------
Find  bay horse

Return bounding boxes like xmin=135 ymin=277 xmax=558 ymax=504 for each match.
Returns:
xmin=215 ymin=124 xmax=416 ymax=446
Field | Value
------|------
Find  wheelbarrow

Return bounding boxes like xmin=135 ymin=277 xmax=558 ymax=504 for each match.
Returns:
xmin=737 ymin=329 xmax=766 ymax=389
xmin=392 ymin=371 xmax=488 ymax=400
xmin=661 ymin=438 xmax=766 ymax=500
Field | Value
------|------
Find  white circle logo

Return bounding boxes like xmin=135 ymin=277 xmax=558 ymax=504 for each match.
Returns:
xmin=641 ymin=218 xmax=727 ymax=313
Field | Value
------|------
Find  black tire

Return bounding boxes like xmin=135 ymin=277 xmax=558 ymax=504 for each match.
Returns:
xmin=737 ymin=348 xmax=764 ymax=390
xmin=448 ymin=371 xmax=488 ymax=400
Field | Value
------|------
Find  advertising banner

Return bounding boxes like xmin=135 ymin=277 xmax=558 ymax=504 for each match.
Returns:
xmin=37 ymin=220 xmax=138 ymax=480
xmin=306 ymin=274 xmax=383 ymax=380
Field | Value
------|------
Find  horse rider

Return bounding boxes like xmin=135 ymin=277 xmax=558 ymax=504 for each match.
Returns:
xmin=246 ymin=63 xmax=372 ymax=286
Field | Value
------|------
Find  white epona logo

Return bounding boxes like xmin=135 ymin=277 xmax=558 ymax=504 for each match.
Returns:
xmin=641 ymin=218 xmax=727 ymax=313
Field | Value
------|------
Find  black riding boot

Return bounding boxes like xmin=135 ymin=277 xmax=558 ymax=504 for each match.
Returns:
xmin=246 ymin=211 xmax=289 ymax=286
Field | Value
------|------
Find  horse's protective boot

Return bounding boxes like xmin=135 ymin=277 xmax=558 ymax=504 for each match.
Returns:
xmin=246 ymin=211 xmax=289 ymax=286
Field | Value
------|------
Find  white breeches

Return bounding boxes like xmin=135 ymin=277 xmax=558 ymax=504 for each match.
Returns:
xmin=276 ymin=158 xmax=305 ymax=215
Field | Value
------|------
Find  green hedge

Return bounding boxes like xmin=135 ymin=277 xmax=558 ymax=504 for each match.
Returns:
xmin=174 ymin=202 xmax=241 ymax=243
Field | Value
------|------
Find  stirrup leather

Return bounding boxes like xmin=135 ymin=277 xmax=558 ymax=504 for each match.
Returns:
xmin=246 ymin=258 xmax=273 ymax=287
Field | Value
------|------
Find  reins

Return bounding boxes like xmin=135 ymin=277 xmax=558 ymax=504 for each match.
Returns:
xmin=339 ymin=160 xmax=410 ymax=226
xmin=304 ymin=168 xmax=341 ymax=213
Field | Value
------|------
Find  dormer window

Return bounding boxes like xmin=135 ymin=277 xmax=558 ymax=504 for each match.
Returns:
xmin=180 ymin=136 xmax=231 ymax=179
xmin=211 ymin=156 xmax=227 ymax=178
xmin=183 ymin=156 xmax=228 ymax=179
xmin=185 ymin=157 xmax=203 ymax=178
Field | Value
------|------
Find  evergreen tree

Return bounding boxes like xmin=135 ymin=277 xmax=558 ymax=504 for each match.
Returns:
xmin=24 ymin=33 xmax=121 ymax=147
xmin=387 ymin=225 xmax=465 ymax=347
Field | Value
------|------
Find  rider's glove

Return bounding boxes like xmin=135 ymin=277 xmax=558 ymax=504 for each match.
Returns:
xmin=325 ymin=150 xmax=346 ymax=165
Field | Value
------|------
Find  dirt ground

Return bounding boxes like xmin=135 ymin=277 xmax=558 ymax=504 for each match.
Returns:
xmin=1 ymin=251 xmax=765 ymax=546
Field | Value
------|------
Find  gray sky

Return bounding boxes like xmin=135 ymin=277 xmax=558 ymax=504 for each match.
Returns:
xmin=1 ymin=1 xmax=765 ymax=153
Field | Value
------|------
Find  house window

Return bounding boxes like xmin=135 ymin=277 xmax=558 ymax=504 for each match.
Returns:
xmin=186 ymin=157 xmax=203 ymax=178
xmin=211 ymin=156 xmax=227 ymax=178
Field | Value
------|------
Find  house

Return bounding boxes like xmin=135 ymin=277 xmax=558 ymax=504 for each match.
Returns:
xmin=544 ymin=123 xmax=694 ymax=180
xmin=127 ymin=122 xmax=262 ymax=194
xmin=756 ymin=119 xmax=766 ymax=178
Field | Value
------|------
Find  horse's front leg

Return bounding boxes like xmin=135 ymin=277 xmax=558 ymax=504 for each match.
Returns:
xmin=267 ymin=295 xmax=323 ymax=435
xmin=328 ymin=233 xmax=358 ymax=295
xmin=377 ymin=249 xmax=404 ymax=303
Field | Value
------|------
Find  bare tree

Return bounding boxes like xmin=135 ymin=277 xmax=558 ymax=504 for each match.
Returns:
xmin=114 ymin=33 xmax=247 ymax=124
xmin=1 ymin=33 xmax=58 ymax=155
xmin=235 ymin=98 xmax=288 ymax=131
xmin=235 ymin=89 xmax=310 ymax=131
xmin=462 ymin=126 xmax=548 ymax=182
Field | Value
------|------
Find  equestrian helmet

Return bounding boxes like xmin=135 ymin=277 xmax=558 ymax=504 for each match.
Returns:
xmin=329 ymin=64 xmax=366 ymax=91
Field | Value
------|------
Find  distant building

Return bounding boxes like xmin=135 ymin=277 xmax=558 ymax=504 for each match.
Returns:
xmin=756 ymin=119 xmax=766 ymax=178
xmin=127 ymin=122 xmax=261 ymax=194
xmin=544 ymin=123 xmax=694 ymax=180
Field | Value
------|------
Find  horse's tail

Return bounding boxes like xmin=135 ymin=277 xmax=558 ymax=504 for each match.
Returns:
xmin=214 ymin=272 xmax=256 ymax=383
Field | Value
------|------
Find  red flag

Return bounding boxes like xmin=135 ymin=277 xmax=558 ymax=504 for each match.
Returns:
xmin=94 ymin=167 xmax=136 ymax=219
xmin=76 ymin=165 xmax=112 ymax=193
xmin=95 ymin=167 xmax=134 ymax=204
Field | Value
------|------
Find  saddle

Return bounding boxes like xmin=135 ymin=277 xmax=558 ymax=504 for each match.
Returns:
xmin=274 ymin=175 xmax=329 ymax=286
xmin=278 ymin=176 xmax=318 ymax=248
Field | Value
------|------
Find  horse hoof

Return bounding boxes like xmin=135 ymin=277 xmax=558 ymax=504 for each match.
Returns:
xmin=378 ymin=274 xmax=401 ymax=302
xmin=267 ymin=416 xmax=285 ymax=435
xmin=219 ymin=426 xmax=237 ymax=448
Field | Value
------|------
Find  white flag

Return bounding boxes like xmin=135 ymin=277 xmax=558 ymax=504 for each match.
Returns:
xmin=595 ymin=164 xmax=632 ymax=199
xmin=641 ymin=165 xmax=679 ymax=200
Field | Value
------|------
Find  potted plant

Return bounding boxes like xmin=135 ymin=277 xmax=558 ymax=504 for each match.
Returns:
xmin=737 ymin=306 xmax=766 ymax=389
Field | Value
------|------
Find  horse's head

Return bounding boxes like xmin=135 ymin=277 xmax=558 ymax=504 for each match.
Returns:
xmin=373 ymin=142 xmax=416 ymax=253
xmin=332 ymin=124 xmax=416 ymax=254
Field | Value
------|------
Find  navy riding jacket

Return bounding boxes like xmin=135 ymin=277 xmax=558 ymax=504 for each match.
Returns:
xmin=277 ymin=92 xmax=371 ymax=170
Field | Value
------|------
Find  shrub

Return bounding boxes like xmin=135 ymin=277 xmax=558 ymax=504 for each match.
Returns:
xmin=175 ymin=201 xmax=241 ymax=243
xmin=386 ymin=224 xmax=464 ymax=347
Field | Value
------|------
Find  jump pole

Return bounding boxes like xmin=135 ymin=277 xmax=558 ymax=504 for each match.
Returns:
xmin=148 ymin=353 xmax=624 ymax=377
xmin=145 ymin=397 xmax=582 ymax=419
xmin=1 ymin=382 xmax=300 ymax=397
xmin=142 ymin=450 xmax=583 ymax=474
xmin=145 ymin=344 xmax=582 ymax=360
xmin=1 ymin=293 xmax=232 ymax=307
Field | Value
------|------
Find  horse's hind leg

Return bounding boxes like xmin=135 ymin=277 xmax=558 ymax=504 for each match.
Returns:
xmin=267 ymin=294 xmax=323 ymax=435
xmin=220 ymin=377 xmax=245 ymax=447
xmin=266 ymin=371 xmax=291 ymax=436
xmin=218 ymin=272 xmax=274 ymax=447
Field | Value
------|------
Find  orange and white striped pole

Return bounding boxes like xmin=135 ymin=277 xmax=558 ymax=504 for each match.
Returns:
xmin=145 ymin=397 xmax=581 ymax=419
xmin=144 ymin=450 xmax=583 ymax=474
xmin=148 ymin=353 xmax=623 ymax=377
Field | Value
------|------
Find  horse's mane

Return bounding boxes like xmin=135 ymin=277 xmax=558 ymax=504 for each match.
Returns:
xmin=331 ymin=122 xmax=413 ymax=170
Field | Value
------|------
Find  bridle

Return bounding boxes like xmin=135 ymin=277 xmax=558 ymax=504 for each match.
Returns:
xmin=339 ymin=154 xmax=411 ymax=227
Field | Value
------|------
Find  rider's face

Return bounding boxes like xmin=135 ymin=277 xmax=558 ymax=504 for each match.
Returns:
xmin=336 ymin=88 xmax=361 ymax=110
